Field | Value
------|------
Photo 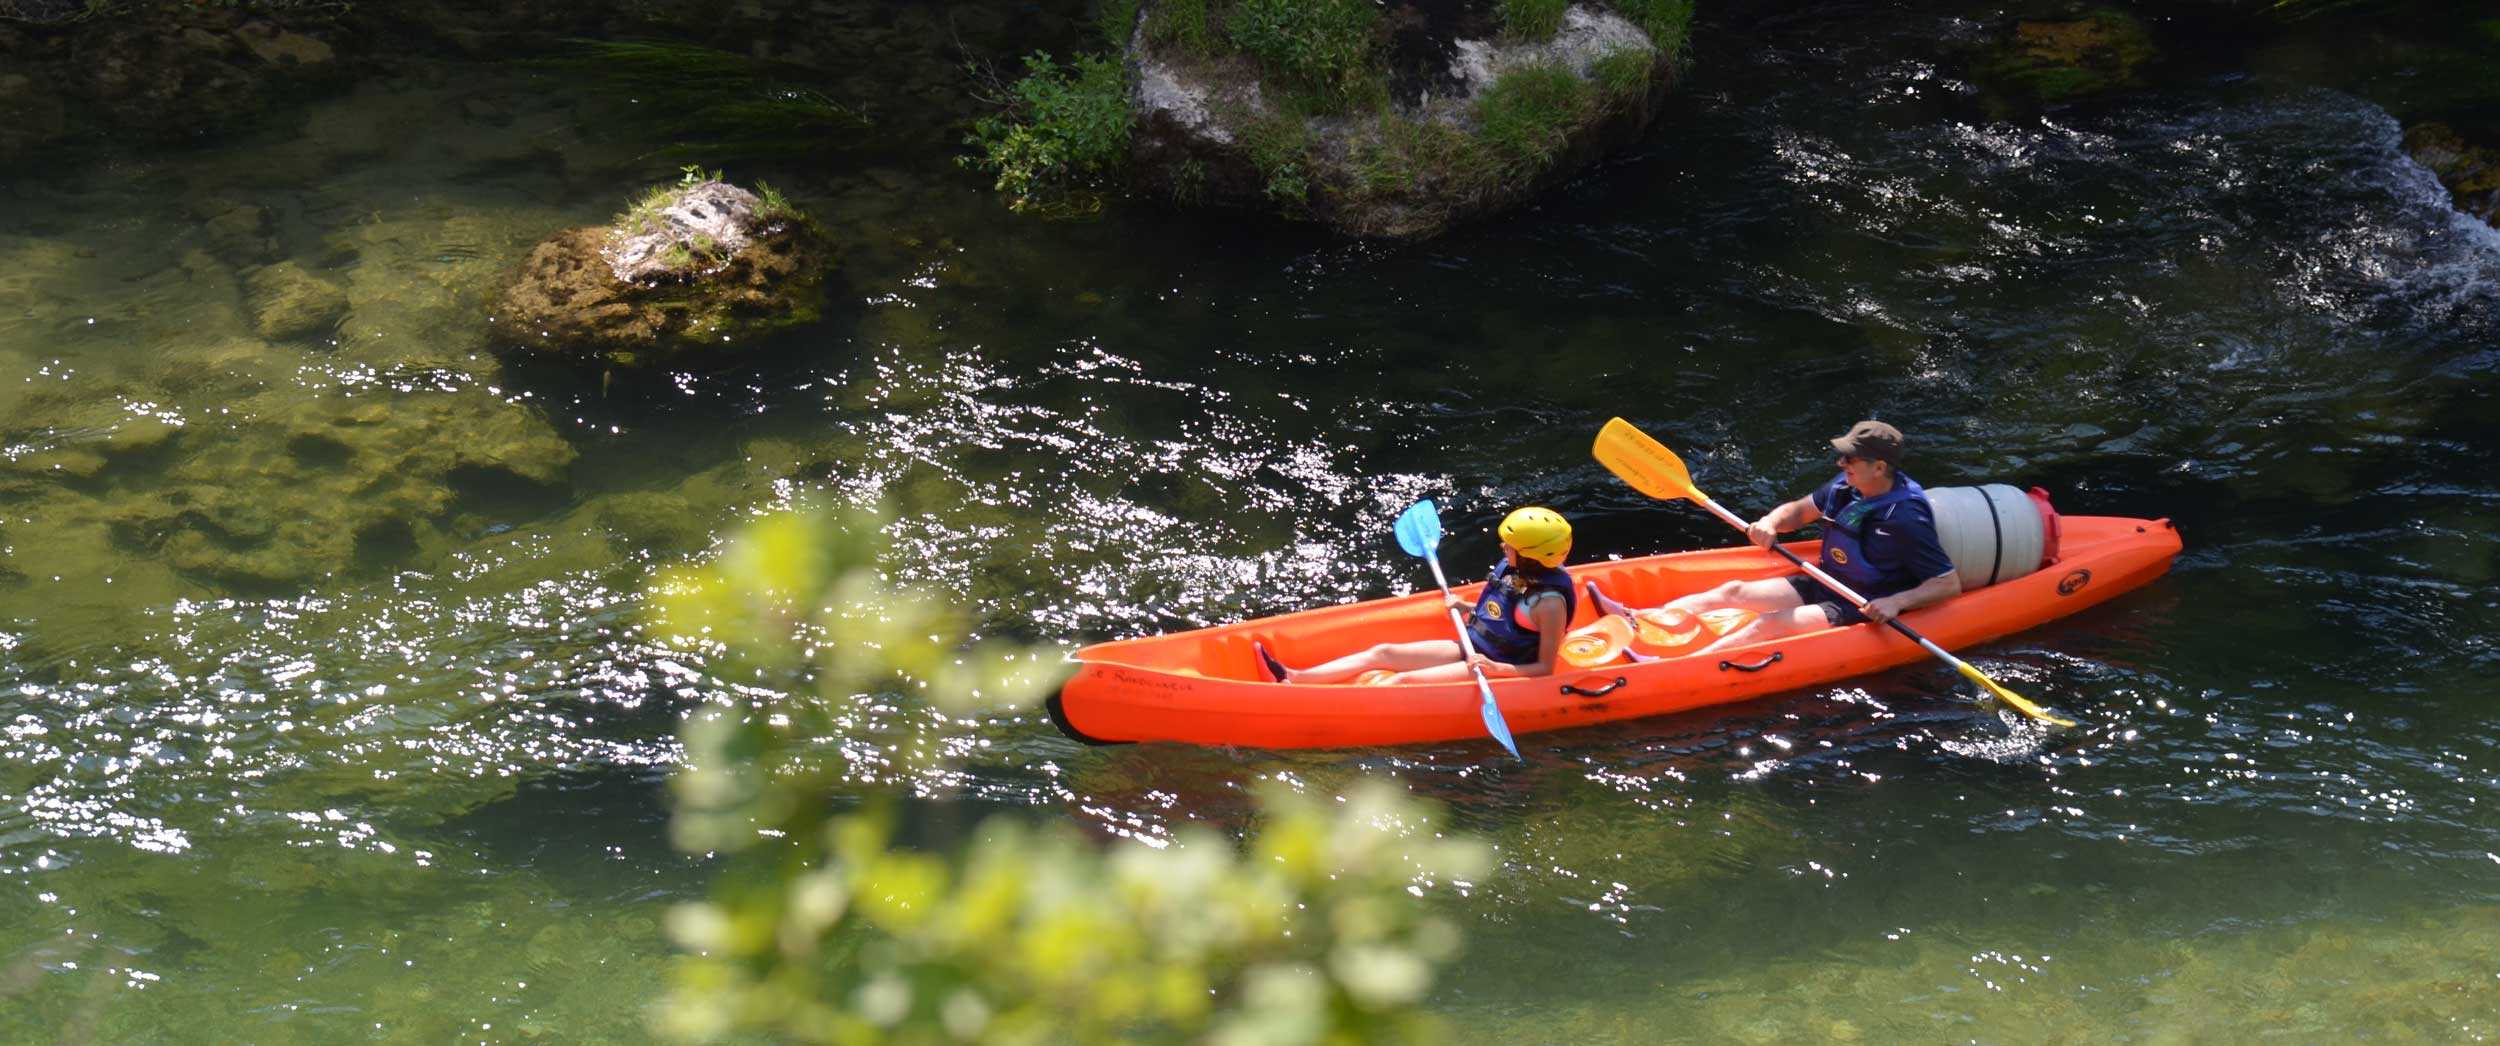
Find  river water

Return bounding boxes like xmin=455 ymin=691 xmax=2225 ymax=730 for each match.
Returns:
xmin=4 ymin=1 xmax=2498 ymax=1041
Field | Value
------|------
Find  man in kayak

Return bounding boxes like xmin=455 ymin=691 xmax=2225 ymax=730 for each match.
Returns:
xmin=1591 ymin=421 xmax=1960 ymax=650
xmin=1258 ymin=507 xmax=1577 ymax=684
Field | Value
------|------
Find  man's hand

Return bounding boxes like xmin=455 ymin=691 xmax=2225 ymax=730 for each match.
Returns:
xmin=1865 ymin=572 xmax=1961 ymax=625
xmin=1744 ymin=516 xmax=1779 ymax=549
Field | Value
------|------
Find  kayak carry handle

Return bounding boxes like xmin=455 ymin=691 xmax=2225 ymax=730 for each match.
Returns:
xmin=1560 ymin=676 xmax=1627 ymax=697
xmin=1717 ymin=652 xmax=1784 ymax=673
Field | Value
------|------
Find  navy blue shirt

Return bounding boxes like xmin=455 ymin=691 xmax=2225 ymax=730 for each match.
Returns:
xmin=1810 ymin=472 xmax=1955 ymax=599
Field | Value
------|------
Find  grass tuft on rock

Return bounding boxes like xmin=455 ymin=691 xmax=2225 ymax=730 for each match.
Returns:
xmin=1501 ymin=0 xmax=1571 ymax=40
xmin=1146 ymin=0 xmax=1223 ymax=55
xmin=1097 ymin=0 xmax=1143 ymax=48
xmin=1593 ymin=47 xmax=1654 ymax=103
xmin=1621 ymin=0 xmax=1695 ymax=62
xmin=1475 ymin=63 xmax=1595 ymax=181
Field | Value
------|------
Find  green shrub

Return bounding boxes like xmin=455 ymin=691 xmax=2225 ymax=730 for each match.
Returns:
xmin=642 ymin=510 xmax=1491 ymax=1044
xmin=1500 ymin=0 xmax=1570 ymax=40
xmin=963 ymin=52 xmax=1136 ymax=215
xmin=1227 ymin=0 xmax=1382 ymax=107
xmin=1474 ymin=63 xmax=1594 ymax=181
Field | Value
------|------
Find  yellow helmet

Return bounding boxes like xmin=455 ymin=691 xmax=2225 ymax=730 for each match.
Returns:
xmin=1498 ymin=506 xmax=1572 ymax=568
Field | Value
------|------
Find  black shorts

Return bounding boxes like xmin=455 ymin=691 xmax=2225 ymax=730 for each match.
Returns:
xmin=1786 ymin=575 xmax=1867 ymax=627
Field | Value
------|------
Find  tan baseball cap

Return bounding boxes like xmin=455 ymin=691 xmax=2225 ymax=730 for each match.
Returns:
xmin=1830 ymin=420 xmax=1905 ymax=464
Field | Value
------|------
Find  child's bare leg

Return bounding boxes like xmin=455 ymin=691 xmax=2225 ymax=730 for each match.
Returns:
xmin=1285 ymin=640 xmax=1464 ymax=684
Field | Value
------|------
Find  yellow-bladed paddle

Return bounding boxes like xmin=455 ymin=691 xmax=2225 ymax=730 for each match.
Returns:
xmin=1592 ymin=417 xmax=2077 ymax=728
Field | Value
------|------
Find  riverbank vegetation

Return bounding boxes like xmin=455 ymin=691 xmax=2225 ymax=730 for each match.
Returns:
xmin=962 ymin=52 xmax=1136 ymax=216
xmin=643 ymin=511 xmax=1489 ymax=1042
xmin=965 ymin=0 xmax=1696 ymax=230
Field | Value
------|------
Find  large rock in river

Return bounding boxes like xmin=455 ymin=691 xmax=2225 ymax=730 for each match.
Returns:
xmin=2404 ymin=123 xmax=2500 ymax=228
xmin=1976 ymin=10 xmax=2157 ymax=104
xmin=494 ymin=179 xmax=831 ymax=366
xmin=1128 ymin=1 xmax=1681 ymax=239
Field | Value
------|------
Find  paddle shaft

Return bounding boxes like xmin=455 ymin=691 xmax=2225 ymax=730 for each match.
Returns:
xmin=1689 ymin=493 xmax=1975 ymax=670
xmin=1423 ymin=556 xmax=1501 ymax=692
xmin=1591 ymin=416 xmax=2071 ymax=727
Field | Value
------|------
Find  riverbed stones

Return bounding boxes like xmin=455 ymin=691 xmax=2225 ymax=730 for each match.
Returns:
xmin=233 ymin=20 xmax=336 ymax=69
xmin=107 ymin=388 xmax=579 ymax=589
xmin=1127 ymin=1 xmax=1678 ymax=239
xmin=0 ymin=5 xmax=348 ymax=169
xmin=494 ymin=179 xmax=831 ymax=366
xmin=593 ymin=489 xmax=714 ymax=554
xmin=0 ymin=71 xmax=66 ymax=159
xmin=243 ymin=260 xmax=351 ymax=343
xmin=201 ymin=203 xmax=278 ymax=264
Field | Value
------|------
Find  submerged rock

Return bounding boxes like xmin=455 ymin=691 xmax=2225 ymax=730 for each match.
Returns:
xmin=493 ymin=179 xmax=832 ymax=366
xmin=1979 ymin=10 xmax=2157 ymax=103
xmin=1127 ymin=1 xmax=1681 ymax=239
xmin=102 ymin=388 xmax=579 ymax=589
xmin=593 ymin=489 xmax=715 ymax=555
xmin=2404 ymin=123 xmax=2500 ymax=227
xmin=243 ymin=260 xmax=350 ymax=343
xmin=0 ymin=4 xmax=348 ymax=169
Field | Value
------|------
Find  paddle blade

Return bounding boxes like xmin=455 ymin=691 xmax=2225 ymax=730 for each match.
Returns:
xmin=1593 ymin=418 xmax=1701 ymax=502
xmin=1956 ymin=660 xmax=2077 ymax=728
xmin=1393 ymin=499 xmax=1443 ymax=559
xmin=1478 ymin=686 xmax=1522 ymax=759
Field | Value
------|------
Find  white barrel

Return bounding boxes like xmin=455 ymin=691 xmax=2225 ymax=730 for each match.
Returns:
xmin=1927 ymin=483 xmax=2046 ymax=590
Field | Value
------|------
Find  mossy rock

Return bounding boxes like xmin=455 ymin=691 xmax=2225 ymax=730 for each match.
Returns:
xmin=493 ymin=180 xmax=833 ymax=367
xmin=1128 ymin=0 xmax=1684 ymax=238
xmin=2403 ymin=122 xmax=2500 ymax=226
xmin=1979 ymin=9 xmax=2157 ymax=103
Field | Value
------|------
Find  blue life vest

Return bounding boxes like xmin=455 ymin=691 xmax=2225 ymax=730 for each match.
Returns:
xmin=1815 ymin=472 xmax=1949 ymax=599
xmin=1470 ymin=562 xmax=1576 ymax=665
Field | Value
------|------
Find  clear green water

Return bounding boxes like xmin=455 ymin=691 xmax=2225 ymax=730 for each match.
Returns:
xmin=5 ymin=1 xmax=2500 ymax=1041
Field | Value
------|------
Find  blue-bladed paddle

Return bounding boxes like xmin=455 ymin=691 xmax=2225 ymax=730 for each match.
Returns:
xmin=1395 ymin=499 xmax=1525 ymax=760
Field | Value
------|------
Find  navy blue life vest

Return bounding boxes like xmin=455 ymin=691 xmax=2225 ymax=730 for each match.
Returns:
xmin=1817 ymin=473 xmax=1938 ymax=598
xmin=1470 ymin=562 xmax=1576 ymax=665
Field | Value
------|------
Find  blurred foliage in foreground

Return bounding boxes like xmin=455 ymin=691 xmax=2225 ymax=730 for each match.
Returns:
xmin=642 ymin=509 xmax=1491 ymax=1044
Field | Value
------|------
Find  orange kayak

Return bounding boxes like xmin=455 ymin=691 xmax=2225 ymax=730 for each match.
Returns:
xmin=1052 ymin=516 xmax=2181 ymax=749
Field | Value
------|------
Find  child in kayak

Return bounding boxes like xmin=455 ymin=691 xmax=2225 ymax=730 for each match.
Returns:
xmin=1258 ymin=507 xmax=1577 ymax=685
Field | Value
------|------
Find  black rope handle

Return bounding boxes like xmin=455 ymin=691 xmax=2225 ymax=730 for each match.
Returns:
xmin=1718 ymin=652 xmax=1784 ymax=673
xmin=1560 ymin=676 xmax=1627 ymax=697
